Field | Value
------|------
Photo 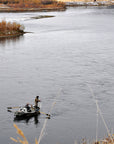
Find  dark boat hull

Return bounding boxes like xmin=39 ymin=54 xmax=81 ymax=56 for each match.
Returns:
xmin=15 ymin=111 xmax=40 ymax=118
xmin=14 ymin=107 xmax=40 ymax=119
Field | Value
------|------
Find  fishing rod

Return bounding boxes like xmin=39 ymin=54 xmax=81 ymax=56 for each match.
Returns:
xmin=87 ymin=84 xmax=113 ymax=142
xmin=39 ymin=111 xmax=50 ymax=117
xmin=38 ymin=88 xmax=63 ymax=144
xmin=7 ymin=109 xmax=15 ymax=113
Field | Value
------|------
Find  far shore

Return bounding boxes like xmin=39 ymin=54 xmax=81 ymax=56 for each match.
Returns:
xmin=0 ymin=1 xmax=113 ymax=38
xmin=0 ymin=2 xmax=66 ymax=12
xmin=0 ymin=1 xmax=114 ymax=13
xmin=65 ymin=1 xmax=114 ymax=7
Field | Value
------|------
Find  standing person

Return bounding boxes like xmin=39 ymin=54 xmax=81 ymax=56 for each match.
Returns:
xmin=35 ymin=96 xmax=41 ymax=108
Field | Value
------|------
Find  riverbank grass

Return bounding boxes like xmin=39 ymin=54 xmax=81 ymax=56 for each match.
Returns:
xmin=0 ymin=20 xmax=25 ymax=37
xmin=10 ymin=123 xmax=38 ymax=144
xmin=7 ymin=0 xmax=65 ymax=8
xmin=11 ymin=123 xmax=114 ymax=144
xmin=0 ymin=0 xmax=66 ymax=11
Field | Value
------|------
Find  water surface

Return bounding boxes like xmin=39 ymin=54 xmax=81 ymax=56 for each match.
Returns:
xmin=0 ymin=7 xmax=114 ymax=144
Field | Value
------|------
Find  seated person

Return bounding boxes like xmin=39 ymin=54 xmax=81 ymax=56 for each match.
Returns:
xmin=25 ymin=103 xmax=31 ymax=112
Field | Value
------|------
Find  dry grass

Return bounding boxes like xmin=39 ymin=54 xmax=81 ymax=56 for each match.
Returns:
xmin=0 ymin=20 xmax=24 ymax=36
xmin=58 ymin=0 xmax=110 ymax=2
xmin=0 ymin=0 xmax=66 ymax=9
xmin=11 ymin=124 xmax=114 ymax=144
xmin=96 ymin=136 xmax=114 ymax=144
xmin=11 ymin=123 xmax=39 ymax=144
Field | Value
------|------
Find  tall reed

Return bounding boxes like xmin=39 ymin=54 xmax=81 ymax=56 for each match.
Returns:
xmin=11 ymin=123 xmax=114 ymax=144
xmin=10 ymin=123 xmax=39 ymax=144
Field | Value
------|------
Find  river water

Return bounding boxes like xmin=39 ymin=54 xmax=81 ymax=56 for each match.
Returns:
xmin=0 ymin=7 xmax=114 ymax=144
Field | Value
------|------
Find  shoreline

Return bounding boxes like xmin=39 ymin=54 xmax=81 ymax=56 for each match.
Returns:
xmin=0 ymin=32 xmax=25 ymax=38
xmin=0 ymin=1 xmax=114 ymax=12
xmin=0 ymin=8 xmax=66 ymax=12
xmin=66 ymin=1 xmax=114 ymax=7
xmin=0 ymin=6 xmax=66 ymax=13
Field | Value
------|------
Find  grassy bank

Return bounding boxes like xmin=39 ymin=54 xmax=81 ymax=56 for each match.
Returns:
xmin=0 ymin=0 xmax=66 ymax=12
xmin=0 ymin=20 xmax=25 ymax=37
xmin=0 ymin=0 xmax=114 ymax=12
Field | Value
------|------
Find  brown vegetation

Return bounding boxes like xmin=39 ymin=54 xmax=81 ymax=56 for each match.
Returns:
xmin=0 ymin=0 xmax=66 ymax=9
xmin=11 ymin=123 xmax=38 ymax=144
xmin=96 ymin=135 xmax=114 ymax=144
xmin=11 ymin=123 xmax=114 ymax=144
xmin=0 ymin=20 xmax=24 ymax=37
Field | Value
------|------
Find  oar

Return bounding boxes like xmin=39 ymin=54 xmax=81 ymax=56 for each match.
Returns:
xmin=39 ymin=111 xmax=50 ymax=117
xmin=7 ymin=106 xmax=20 ymax=109
xmin=28 ymin=103 xmax=50 ymax=117
xmin=7 ymin=109 xmax=15 ymax=113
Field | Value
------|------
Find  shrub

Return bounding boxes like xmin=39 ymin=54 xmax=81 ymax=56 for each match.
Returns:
xmin=0 ymin=20 xmax=24 ymax=36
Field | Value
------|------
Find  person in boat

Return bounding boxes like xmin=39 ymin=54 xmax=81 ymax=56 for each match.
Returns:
xmin=25 ymin=103 xmax=31 ymax=112
xmin=35 ymin=96 xmax=41 ymax=109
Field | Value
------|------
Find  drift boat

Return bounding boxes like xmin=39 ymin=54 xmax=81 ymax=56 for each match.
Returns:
xmin=14 ymin=105 xmax=40 ymax=118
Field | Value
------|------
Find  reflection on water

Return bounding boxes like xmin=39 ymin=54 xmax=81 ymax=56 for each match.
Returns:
xmin=0 ymin=35 xmax=24 ymax=47
xmin=14 ymin=115 xmax=39 ymax=125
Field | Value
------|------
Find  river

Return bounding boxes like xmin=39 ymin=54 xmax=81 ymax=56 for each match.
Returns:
xmin=0 ymin=7 xmax=114 ymax=144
